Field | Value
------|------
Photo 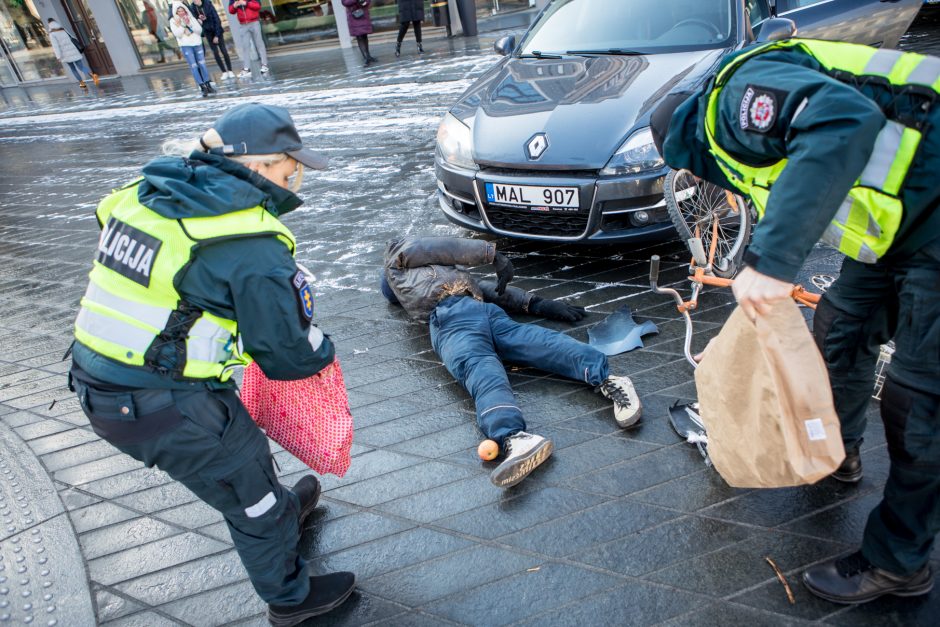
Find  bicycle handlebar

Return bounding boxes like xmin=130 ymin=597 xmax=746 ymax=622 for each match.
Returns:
xmin=649 ymin=256 xmax=698 ymax=369
xmin=649 ymin=255 xmax=661 ymax=290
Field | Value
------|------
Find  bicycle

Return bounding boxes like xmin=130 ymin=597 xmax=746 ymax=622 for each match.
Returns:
xmin=651 ymin=169 xmax=821 ymax=369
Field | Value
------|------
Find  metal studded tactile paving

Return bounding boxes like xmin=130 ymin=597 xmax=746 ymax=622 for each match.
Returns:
xmin=0 ymin=426 xmax=95 ymax=625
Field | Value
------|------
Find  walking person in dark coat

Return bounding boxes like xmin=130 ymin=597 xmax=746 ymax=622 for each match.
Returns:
xmin=342 ymin=0 xmax=377 ymax=66
xmin=190 ymin=0 xmax=234 ymax=79
xmin=395 ymin=0 xmax=424 ymax=57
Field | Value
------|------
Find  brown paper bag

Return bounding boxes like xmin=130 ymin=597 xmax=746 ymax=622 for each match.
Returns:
xmin=695 ymin=300 xmax=845 ymax=488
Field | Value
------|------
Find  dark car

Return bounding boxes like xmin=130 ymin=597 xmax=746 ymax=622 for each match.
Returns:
xmin=435 ymin=0 xmax=922 ymax=243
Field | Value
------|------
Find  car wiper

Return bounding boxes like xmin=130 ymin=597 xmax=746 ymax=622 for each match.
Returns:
xmin=566 ymin=49 xmax=647 ymax=56
xmin=517 ymin=50 xmax=564 ymax=59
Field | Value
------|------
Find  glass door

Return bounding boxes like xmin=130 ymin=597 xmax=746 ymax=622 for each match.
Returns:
xmin=61 ymin=0 xmax=116 ymax=75
xmin=0 ymin=0 xmax=66 ymax=82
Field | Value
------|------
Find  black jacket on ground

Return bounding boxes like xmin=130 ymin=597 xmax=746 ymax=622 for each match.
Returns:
xmin=383 ymin=236 xmax=533 ymax=322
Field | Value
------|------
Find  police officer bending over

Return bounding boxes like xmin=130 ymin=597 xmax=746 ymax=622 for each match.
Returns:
xmin=651 ymin=39 xmax=940 ymax=605
xmin=69 ymin=103 xmax=355 ymax=625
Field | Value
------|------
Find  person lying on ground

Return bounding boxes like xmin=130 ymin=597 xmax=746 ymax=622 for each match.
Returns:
xmin=381 ymin=236 xmax=642 ymax=488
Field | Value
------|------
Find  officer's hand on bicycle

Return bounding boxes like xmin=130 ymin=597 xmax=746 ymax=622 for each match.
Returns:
xmin=732 ymin=266 xmax=796 ymax=321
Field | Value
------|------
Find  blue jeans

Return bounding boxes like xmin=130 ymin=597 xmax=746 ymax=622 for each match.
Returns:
xmin=181 ymin=44 xmax=210 ymax=84
xmin=430 ymin=296 xmax=609 ymax=445
xmin=66 ymin=58 xmax=91 ymax=81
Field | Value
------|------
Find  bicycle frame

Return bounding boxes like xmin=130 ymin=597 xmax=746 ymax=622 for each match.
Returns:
xmin=654 ymin=181 xmax=824 ymax=366
xmin=649 ymin=215 xmax=821 ymax=367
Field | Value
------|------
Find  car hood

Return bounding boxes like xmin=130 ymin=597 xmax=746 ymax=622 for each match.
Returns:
xmin=457 ymin=49 xmax=726 ymax=170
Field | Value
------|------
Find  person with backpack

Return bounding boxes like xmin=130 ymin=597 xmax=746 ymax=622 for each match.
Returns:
xmin=46 ymin=18 xmax=98 ymax=89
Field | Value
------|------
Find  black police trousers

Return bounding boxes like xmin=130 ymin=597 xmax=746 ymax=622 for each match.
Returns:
xmin=813 ymin=237 xmax=940 ymax=575
xmin=73 ymin=381 xmax=310 ymax=605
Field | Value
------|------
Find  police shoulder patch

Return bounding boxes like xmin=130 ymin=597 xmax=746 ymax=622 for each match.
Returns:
xmin=293 ymin=270 xmax=314 ymax=321
xmin=739 ymin=84 xmax=786 ymax=134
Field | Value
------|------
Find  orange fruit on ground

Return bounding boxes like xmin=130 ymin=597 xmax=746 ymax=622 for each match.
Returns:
xmin=477 ymin=439 xmax=499 ymax=461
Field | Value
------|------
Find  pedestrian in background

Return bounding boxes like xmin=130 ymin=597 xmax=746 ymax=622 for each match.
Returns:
xmin=189 ymin=0 xmax=234 ymax=79
xmin=228 ymin=0 xmax=269 ymax=76
xmin=342 ymin=0 xmax=377 ymax=66
xmin=142 ymin=0 xmax=180 ymax=63
xmin=68 ymin=103 xmax=355 ymax=626
xmin=395 ymin=0 xmax=424 ymax=57
xmin=169 ymin=1 xmax=214 ymax=96
xmin=46 ymin=18 xmax=98 ymax=89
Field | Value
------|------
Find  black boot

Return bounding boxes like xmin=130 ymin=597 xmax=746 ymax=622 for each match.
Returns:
xmin=363 ymin=38 xmax=377 ymax=64
xmin=803 ymin=551 xmax=934 ymax=605
xmin=395 ymin=41 xmax=401 ymax=57
xmin=268 ymin=573 xmax=356 ymax=626
xmin=357 ymin=36 xmax=370 ymax=65
xmin=293 ymin=475 xmax=321 ymax=536
xmin=205 ymin=81 xmax=215 ymax=93
xmin=831 ymin=444 xmax=862 ymax=483
xmin=417 ymin=41 xmax=424 ymax=53
xmin=199 ymin=82 xmax=209 ymax=97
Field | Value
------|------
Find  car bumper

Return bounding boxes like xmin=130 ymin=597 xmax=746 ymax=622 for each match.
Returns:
xmin=435 ymin=158 xmax=677 ymax=244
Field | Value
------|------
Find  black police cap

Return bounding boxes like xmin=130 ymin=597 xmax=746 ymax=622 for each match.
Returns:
xmin=210 ymin=103 xmax=329 ymax=170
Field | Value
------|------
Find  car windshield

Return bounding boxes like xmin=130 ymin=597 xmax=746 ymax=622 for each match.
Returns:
xmin=518 ymin=0 xmax=737 ymax=56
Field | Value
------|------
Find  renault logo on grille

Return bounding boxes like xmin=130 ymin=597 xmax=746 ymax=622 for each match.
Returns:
xmin=526 ymin=133 xmax=549 ymax=160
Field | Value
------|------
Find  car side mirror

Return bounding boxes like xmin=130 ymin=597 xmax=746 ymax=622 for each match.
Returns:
xmin=755 ymin=17 xmax=797 ymax=43
xmin=495 ymin=35 xmax=516 ymax=56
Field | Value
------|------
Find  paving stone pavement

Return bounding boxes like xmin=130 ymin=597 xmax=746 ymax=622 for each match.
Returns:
xmin=1 ymin=13 xmax=939 ymax=627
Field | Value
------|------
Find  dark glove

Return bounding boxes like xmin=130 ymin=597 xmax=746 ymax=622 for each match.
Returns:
xmin=529 ymin=297 xmax=587 ymax=323
xmin=492 ymin=252 xmax=514 ymax=295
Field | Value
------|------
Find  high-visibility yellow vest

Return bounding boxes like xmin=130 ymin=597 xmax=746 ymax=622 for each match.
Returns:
xmin=704 ymin=39 xmax=939 ymax=263
xmin=74 ymin=183 xmax=296 ymax=382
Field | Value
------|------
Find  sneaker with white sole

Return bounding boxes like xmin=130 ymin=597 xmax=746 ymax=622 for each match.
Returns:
xmin=489 ymin=431 xmax=553 ymax=488
xmin=238 ymin=68 xmax=251 ymax=78
xmin=598 ymin=375 xmax=642 ymax=428
xmin=260 ymin=64 xmax=269 ymax=73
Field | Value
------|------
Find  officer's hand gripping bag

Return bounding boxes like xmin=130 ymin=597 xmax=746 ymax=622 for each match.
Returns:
xmin=240 ymin=357 xmax=353 ymax=477
xmin=695 ymin=300 xmax=845 ymax=488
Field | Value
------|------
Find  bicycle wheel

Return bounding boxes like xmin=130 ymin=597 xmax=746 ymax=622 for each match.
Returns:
xmin=665 ymin=169 xmax=753 ymax=278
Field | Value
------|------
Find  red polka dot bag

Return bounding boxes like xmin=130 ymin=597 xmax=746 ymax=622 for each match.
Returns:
xmin=241 ymin=358 xmax=353 ymax=477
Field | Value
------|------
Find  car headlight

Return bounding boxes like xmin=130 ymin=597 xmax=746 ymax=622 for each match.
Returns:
xmin=599 ymin=127 xmax=665 ymax=176
xmin=436 ymin=112 xmax=477 ymax=171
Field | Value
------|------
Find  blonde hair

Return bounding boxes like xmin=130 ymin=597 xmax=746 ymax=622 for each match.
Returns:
xmin=162 ymin=128 xmax=305 ymax=192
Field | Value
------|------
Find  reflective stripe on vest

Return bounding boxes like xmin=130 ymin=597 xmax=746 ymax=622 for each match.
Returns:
xmin=704 ymin=39 xmax=937 ymax=263
xmin=187 ymin=316 xmax=236 ymax=364
xmin=74 ymin=184 xmax=297 ymax=381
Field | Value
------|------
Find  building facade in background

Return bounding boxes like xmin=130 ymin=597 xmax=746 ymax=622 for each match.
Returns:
xmin=0 ymin=0 xmax=533 ymax=86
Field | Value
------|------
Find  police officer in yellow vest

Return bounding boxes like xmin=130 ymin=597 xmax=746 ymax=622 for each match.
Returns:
xmin=69 ymin=103 xmax=356 ymax=625
xmin=650 ymin=39 xmax=940 ymax=605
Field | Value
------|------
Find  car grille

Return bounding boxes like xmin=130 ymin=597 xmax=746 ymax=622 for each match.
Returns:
xmin=484 ymin=205 xmax=589 ymax=238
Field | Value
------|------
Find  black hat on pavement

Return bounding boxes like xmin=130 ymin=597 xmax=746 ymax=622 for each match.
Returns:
xmin=210 ymin=103 xmax=329 ymax=170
